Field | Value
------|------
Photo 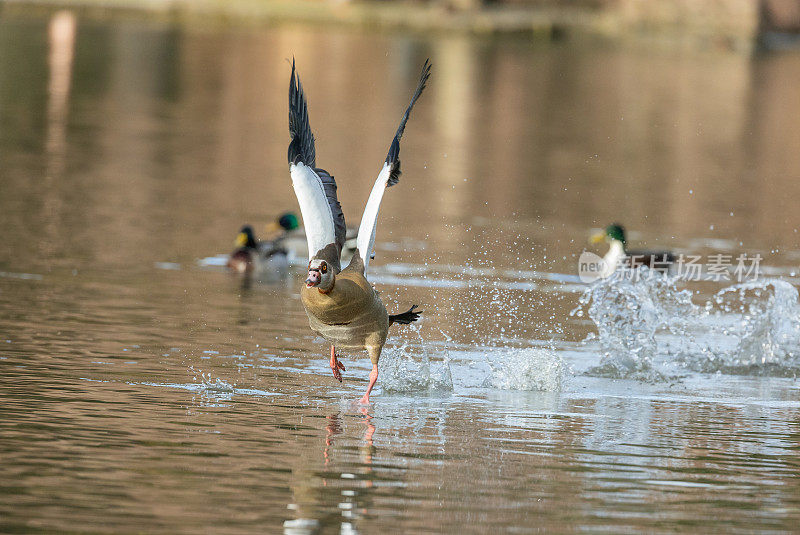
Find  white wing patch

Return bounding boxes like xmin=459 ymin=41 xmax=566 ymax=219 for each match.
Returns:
xmin=356 ymin=163 xmax=392 ymax=272
xmin=290 ymin=162 xmax=336 ymax=262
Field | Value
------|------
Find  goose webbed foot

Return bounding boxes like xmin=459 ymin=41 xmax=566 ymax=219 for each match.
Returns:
xmin=329 ymin=345 xmax=345 ymax=382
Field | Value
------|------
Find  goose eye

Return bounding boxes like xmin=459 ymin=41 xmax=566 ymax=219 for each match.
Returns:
xmin=321 ymin=264 xmax=328 ymax=274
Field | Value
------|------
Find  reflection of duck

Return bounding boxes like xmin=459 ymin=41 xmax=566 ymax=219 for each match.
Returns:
xmin=289 ymin=58 xmax=427 ymax=404
xmin=591 ymin=223 xmax=675 ymax=276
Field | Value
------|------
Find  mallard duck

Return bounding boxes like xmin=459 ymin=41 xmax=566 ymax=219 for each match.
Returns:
xmin=266 ymin=215 xmax=361 ymax=267
xmin=265 ymin=212 xmax=300 ymax=237
xmin=228 ymin=212 xmax=360 ymax=278
xmin=263 ymin=212 xmax=307 ymax=261
xmin=591 ymin=223 xmax=675 ymax=277
xmin=288 ymin=58 xmax=429 ymax=404
xmin=226 ymin=224 xmax=290 ymax=278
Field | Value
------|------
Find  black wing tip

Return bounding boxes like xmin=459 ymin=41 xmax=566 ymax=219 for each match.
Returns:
xmin=288 ymin=58 xmax=315 ymax=167
xmin=385 ymin=141 xmax=399 ymax=167
xmin=419 ymin=58 xmax=432 ymax=91
xmin=384 ymin=59 xmax=432 ymax=178
xmin=386 ymin=158 xmax=401 ymax=187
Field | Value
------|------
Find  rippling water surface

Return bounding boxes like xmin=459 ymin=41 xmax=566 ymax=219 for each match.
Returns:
xmin=2 ymin=10 xmax=800 ymax=533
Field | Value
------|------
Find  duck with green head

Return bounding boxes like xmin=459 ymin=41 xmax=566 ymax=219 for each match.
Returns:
xmin=590 ymin=223 xmax=675 ymax=277
xmin=227 ymin=211 xmax=360 ymax=280
xmin=264 ymin=212 xmax=300 ymax=239
xmin=227 ymin=212 xmax=299 ymax=277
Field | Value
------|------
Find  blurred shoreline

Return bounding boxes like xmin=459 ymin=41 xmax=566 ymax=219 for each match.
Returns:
xmin=4 ymin=0 xmax=799 ymax=53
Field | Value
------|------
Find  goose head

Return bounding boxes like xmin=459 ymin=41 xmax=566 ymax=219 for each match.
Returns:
xmin=306 ymin=258 xmax=335 ymax=292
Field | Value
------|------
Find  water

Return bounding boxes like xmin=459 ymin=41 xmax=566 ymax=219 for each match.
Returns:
xmin=2 ymin=9 xmax=800 ymax=533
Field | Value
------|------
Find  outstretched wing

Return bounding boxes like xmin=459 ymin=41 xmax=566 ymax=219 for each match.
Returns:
xmin=356 ymin=59 xmax=431 ymax=272
xmin=288 ymin=58 xmax=346 ymax=271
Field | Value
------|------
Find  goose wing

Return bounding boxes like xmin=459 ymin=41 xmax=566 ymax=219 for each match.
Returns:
xmin=288 ymin=59 xmax=347 ymax=271
xmin=355 ymin=59 xmax=431 ymax=273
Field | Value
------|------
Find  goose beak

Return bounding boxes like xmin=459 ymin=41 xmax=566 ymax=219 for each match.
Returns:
xmin=305 ymin=270 xmax=320 ymax=287
xmin=235 ymin=232 xmax=247 ymax=247
xmin=590 ymin=231 xmax=606 ymax=245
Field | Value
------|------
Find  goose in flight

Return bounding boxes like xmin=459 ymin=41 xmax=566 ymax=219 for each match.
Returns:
xmin=288 ymin=58 xmax=430 ymax=404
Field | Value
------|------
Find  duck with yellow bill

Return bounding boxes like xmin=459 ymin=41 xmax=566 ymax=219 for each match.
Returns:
xmin=590 ymin=223 xmax=675 ymax=277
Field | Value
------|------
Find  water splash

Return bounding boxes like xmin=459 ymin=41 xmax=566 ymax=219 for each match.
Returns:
xmin=694 ymin=280 xmax=800 ymax=375
xmin=380 ymin=343 xmax=453 ymax=394
xmin=573 ymin=269 xmax=696 ymax=380
xmin=575 ymin=270 xmax=800 ymax=379
xmin=195 ymin=370 xmax=237 ymax=393
xmin=484 ymin=347 xmax=563 ymax=391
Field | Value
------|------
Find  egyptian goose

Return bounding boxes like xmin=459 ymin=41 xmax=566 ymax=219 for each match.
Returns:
xmin=287 ymin=58 xmax=429 ymax=403
xmin=591 ymin=223 xmax=675 ymax=277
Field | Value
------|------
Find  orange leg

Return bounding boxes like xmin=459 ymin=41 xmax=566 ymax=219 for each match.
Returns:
xmin=329 ymin=345 xmax=345 ymax=382
xmin=359 ymin=364 xmax=379 ymax=404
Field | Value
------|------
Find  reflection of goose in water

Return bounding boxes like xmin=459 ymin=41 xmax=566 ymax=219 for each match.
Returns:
xmin=323 ymin=413 xmax=342 ymax=467
xmin=591 ymin=223 xmax=675 ymax=277
xmin=360 ymin=407 xmax=376 ymax=468
xmin=289 ymin=58 xmax=428 ymax=403
xmin=322 ymin=410 xmax=375 ymax=468
xmin=283 ymin=410 xmax=377 ymax=534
